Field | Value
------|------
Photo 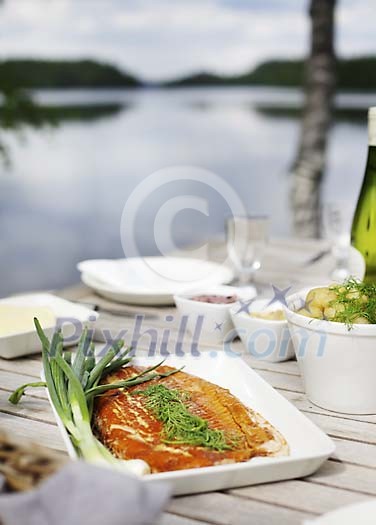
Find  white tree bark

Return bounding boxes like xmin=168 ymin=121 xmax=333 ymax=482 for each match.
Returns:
xmin=291 ymin=0 xmax=336 ymax=238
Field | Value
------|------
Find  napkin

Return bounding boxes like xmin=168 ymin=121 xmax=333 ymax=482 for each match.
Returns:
xmin=0 ymin=462 xmax=170 ymax=525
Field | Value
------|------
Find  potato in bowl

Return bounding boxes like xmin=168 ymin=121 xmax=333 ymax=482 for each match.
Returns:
xmin=295 ymin=279 xmax=376 ymax=327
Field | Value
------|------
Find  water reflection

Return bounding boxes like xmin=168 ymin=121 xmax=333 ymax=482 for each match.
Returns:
xmin=256 ymin=105 xmax=368 ymax=123
xmin=0 ymin=100 xmax=124 ymax=129
xmin=0 ymin=87 xmax=372 ymax=296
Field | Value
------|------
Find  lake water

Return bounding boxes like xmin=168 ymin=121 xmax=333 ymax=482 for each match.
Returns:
xmin=0 ymin=87 xmax=374 ymax=297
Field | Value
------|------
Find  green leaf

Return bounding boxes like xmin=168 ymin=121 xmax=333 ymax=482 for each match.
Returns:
xmin=8 ymin=382 xmax=47 ymax=404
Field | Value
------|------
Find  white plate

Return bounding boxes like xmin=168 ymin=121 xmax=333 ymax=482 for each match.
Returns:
xmin=0 ymin=294 xmax=98 ymax=359
xmin=50 ymin=352 xmax=334 ymax=495
xmin=78 ymin=257 xmax=234 ymax=305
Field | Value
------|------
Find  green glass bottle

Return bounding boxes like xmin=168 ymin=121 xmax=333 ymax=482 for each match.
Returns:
xmin=351 ymin=107 xmax=376 ymax=283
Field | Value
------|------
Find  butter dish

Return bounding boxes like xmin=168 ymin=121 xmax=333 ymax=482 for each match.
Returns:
xmin=0 ymin=293 xmax=97 ymax=359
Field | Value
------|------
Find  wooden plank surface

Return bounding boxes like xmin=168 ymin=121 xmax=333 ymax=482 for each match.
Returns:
xmin=0 ymin=239 xmax=374 ymax=524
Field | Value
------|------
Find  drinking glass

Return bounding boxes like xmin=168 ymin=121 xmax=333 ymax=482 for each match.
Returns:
xmin=225 ymin=216 xmax=269 ymax=285
xmin=322 ymin=201 xmax=354 ymax=282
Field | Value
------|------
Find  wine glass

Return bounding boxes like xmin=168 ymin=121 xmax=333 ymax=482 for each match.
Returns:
xmin=225 ymin=216 xmax=269 ymax=285
xmin=322 ymin=201 xmax=355 ymax=282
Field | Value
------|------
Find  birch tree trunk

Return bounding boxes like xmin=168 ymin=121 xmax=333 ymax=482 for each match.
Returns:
xmin=290 ymin=0 xmax=336 ymax=238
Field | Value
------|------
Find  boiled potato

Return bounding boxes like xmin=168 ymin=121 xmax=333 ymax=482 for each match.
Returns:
xmin=296 ymin=307 xmax=323 ymax=319
xmin=306 ymin=287 xmax=337 ymax=308
xmin=303 ymin=286 xmax=337 ymax=319
xmin=353 ymin=316 xmax=370 ymax=324
xmin=323 ymin=303 xmax=345 ymax=321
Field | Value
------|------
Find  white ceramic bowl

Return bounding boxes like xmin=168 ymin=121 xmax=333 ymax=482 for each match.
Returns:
xmin=230 ymin=299 xmax=295 ymax=362
xmin=286 ymin=288 xmax=376 ymax=414
xmin=174 ymin=286 xmax=252 ymax=345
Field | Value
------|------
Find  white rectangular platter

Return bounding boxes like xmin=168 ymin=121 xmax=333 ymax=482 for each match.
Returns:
xmin=50 ymin=351 xmax=335 ymax=496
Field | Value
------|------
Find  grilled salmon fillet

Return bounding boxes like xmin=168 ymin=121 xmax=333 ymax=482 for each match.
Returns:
xmin=94 ymin=366 xmax=288 ymax=473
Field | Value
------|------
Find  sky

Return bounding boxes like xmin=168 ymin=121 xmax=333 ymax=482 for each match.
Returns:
xmin=0 ymin=0 xmax=375 ymax=82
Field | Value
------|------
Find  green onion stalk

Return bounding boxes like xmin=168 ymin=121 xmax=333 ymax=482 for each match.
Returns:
xmin=9 ymin=318 xmax=178 ymax=475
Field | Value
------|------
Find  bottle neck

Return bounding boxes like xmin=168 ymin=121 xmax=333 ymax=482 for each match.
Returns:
xmin=366 ymin=145 xmax=376 ymax=172
xmin=368 ymin=115 xmax=376 ymax=146
xmin=367 ymin=115 xmax=376 ymax=171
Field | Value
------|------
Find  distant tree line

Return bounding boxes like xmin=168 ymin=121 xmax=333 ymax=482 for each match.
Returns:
xmin=0 ymin=59 xmax=139 ymax=90
xmin=0 ymin=56 xmax=375 ymax=91
xmin=167 ymin=56 xmax=376 ymax=90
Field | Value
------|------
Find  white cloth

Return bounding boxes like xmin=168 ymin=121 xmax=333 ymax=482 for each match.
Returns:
xmin=0 ymin=462 xmax=170 ymax=525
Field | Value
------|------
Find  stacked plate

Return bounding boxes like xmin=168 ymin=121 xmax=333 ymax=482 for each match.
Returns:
xmin=78 ymin=257 xmax=234 ymax=305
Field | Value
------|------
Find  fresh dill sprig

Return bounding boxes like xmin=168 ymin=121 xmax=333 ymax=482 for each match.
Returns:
xmin=134 ymin=384 xmax=237 ymax=451
xmin=328 ymin=278 xmax=376 ymax=327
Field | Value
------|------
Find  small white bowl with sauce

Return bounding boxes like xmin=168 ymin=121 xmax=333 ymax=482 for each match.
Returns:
xmin=174 ymin=285 xmax=252 ymax=345
xmin=230 ymin=298 xmax=295 ymax=362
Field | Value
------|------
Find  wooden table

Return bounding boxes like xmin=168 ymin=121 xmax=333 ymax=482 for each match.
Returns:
xmin=1 ymin=239 xmax=375 ymax=524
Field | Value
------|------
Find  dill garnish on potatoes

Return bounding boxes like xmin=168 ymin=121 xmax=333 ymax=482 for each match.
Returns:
xmin=297 ymin=278 xmax=376 ymax=327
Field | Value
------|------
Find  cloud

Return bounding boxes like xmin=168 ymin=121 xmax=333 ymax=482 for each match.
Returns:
xmin=0 ymin=0 xmax=374 ymax=81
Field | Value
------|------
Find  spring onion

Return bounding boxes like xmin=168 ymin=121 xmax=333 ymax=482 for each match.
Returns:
xmin=9 ymin=318 xmax=179 ymax=475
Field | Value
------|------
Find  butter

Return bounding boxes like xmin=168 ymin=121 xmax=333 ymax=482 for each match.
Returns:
xmin=0 ymin=305 xmax=56 ymax=337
